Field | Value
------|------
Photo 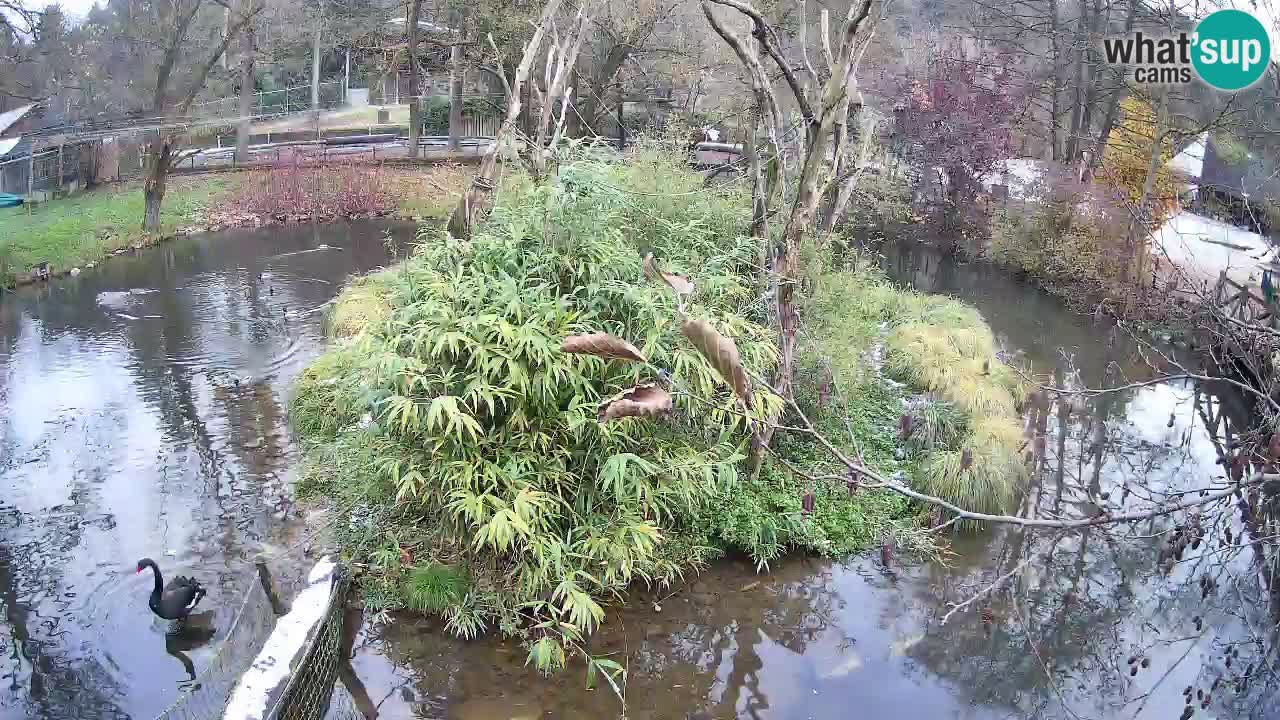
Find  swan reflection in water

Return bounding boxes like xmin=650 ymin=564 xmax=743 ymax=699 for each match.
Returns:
xmin=163 ymin=611 xmax=217 ymax=684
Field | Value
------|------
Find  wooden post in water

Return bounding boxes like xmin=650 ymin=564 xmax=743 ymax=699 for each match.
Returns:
xmin=56 ymin=144 xmax=64 ymax=194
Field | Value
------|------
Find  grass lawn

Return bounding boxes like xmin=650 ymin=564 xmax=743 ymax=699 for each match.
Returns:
xmin=0 ymin=175 xmax=239 ymax=286
xmin=385 ymin=164 xmax=470 ymax=220
xmin=252 ymin=105 xmax=411 ymax=133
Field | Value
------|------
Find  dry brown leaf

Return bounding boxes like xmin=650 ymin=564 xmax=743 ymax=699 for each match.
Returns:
xmin=643 ymin=252 xmax=659 ymax=279
xmin=660 ymin=271 xmax=695 ymax=295
xmin=643 ymin=253 xmax=695 ymax=296
xmin=597 ymin=383 xmax=673 ymax=423
xmin=561 ymin=333 xmax=647 ymax=363
xmin=642 ymin=253 xmax=660 ymax=280
xmin=680 ymin=317 xmax=750 ymax=401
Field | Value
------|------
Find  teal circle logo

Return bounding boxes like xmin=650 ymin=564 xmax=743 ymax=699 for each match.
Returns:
xmin=1192 ymin=9 xmax=1271 ymax=91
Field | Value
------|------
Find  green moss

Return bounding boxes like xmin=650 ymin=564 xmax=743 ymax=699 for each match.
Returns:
xmin=804 ymin=267 xmax=1027 ymax=525
xmin=288 ymin=345 xmax=373 ymax=440
xmin=327 ymin=270 xmax=396 ymax=340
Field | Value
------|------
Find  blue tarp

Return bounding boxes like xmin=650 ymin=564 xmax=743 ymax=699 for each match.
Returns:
xmin=0 ymin=193 xmax=23 ymax=208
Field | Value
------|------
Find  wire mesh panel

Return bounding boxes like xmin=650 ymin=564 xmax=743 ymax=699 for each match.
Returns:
xmin=267 ymin=567 xmax=351 ymax=720
xmin=154 ymin=575 xmax=278 ymax=720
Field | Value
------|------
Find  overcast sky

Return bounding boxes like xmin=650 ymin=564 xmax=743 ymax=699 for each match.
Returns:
xmin=30 ymin=0 xmax=1280 ymax=61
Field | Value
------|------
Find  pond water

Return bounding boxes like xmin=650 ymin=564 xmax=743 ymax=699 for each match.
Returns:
xmin=0 ymin=220 xmax=412 ymax=719
xmin=2 ymin=226 xmax=1276 ymax=720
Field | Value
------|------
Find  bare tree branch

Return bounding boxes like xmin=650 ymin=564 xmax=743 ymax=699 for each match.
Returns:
xmin=707 ymin=0 xmax=816 ymax=134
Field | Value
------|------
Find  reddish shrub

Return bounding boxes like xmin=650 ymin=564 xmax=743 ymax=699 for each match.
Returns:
xmin=234 ymin=160 xmax=400 ymax=220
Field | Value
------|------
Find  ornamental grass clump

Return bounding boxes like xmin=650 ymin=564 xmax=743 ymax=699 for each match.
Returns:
xmin=292 ymin=152 xmax=777 ymax=672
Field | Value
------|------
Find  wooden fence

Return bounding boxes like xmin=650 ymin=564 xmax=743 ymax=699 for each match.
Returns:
xmin=1213 ymin=271 xmax=1279 ymax=328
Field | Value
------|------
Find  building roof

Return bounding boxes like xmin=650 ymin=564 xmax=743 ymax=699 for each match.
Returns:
xmin=386 ymin=16 xmax=458 ymax=35
xmin=0 ymin=104 xmax=36 ymax=136
xmin=1201 ymin=135 xmax=1280 ymax=203
xmin=0 ymin=136 xmax=33 ymax=161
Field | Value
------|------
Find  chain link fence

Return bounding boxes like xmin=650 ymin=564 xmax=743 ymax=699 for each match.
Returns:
xmin=154 ymin=570 xmax=278 ymax=720
xmin=0 ymin=142 xmax=93 ymax=197
xmin=267 ymin=567 xmax=356 ymax=720
xmin=193 ymin=82 xmax=348 ymax=123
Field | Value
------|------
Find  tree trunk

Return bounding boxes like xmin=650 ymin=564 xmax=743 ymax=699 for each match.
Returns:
xmin=1073 ymin=0 xmax=1105 ymax=173
xmin=1048 ymin=0 xmax=1060 ymax=162
xmin=819 ymin=90 xmax=853 ymax=226
xmin=1088 ymin=0 xmax=1137 ymax=175
xmin=1126 ymin=91 xmax=1167 ymax=307
xmin=310 ymin=1 xmax=323 ymax=112
xmin=746 ymin=114 xmax=770 ymax=255
xmin=821 ymin=110 xmax=875 ymax=236
xmin=448 ymin=44 xmax=463 ymax=152
xmin=406 ymin=0 xmax=423 ymax=159
xmin=750 ymin=76 xmax=844 ymax=465
xmin=447 ymin=0 xmax=563 ymax=239
xmin=1063 ymin=0 xmax=1088 ymax=163
xmin=222 ymin=5 xmax=231 ymax=70
xmin=564 ymin=66 xmax=581 ymax=138
xmin=142 ymin=139 xmax=172 ymax=234
xmin=577 ymin=44 xmax=630 ymax=133
xmin=235 ymin=18 xmax=255 ymax=163
xmin=447 ymin=112 xmax=514 ymax=241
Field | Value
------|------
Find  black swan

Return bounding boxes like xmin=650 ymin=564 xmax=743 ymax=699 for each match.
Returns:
xmin=136 ymin=558 xmax=207 ymax=620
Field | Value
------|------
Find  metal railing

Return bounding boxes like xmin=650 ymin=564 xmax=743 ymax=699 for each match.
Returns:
xmin=193 ymin=81 xmax=348 ymax=122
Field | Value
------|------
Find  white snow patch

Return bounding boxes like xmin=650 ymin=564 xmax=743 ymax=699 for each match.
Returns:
xmin=980 ymin=158 xmax=1047 ymax=199
xmin=223 ymin=556 xmax=338 ymax=720
xmin=1153 ymin=211 xmax=1273 ymax=287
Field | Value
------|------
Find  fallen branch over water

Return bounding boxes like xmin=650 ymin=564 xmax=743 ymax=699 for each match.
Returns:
xmin=758 ymin=368 xmax=1261 ymax=530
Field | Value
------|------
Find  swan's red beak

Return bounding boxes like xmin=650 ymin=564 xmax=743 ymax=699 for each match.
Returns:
xmin=135 ymin=569 xmax=141 ymax=574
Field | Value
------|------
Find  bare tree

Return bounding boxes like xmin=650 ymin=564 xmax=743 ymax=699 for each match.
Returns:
xmin=701 ymin=0 xmax=877 ymax=469
xmin=406 ymin=0 xmax=424 ymax=158
xmin=528 ymin=0 xmax=593 ymax=181
xmin=310 ymin=0 xmax=325 ymax=113
xmin=446 ymin=0 xmax=594 ymax=238
xmin=571 ymin=0 xmax=685 ymax=135
xmin=0 ymin=0 xmax=37 ymax=102
xmin=446 ymin=0 xmax=564 ymax=239
xmin=448 ymin=43 xmax=463 ymax=152
xmin=141 ymin=0 xmax=263 ymax=233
